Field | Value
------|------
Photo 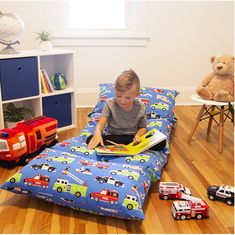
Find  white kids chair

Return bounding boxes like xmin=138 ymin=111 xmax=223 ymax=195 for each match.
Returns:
xmin=187 ymin=94 xmax=234 ymax=153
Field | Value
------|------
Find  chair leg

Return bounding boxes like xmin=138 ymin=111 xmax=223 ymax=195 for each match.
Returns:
xmin=219 ymin=106 xmax=224 ymax=153
xmin=207 ymin=105 xmax=215 ymax=135
xmin=187 ymin=104 xmax=206 ymax=143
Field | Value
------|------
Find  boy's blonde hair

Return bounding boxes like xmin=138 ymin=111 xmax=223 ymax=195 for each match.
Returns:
xmin=114 ymin=69 xmax=140 ymax=92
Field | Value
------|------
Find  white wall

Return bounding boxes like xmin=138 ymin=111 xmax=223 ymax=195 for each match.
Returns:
xmin=0 ymin=0 xmax=233 ymax=106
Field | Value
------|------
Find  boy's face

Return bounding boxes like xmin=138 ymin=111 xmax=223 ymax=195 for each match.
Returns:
xmin=114 ymin=86 xmax=139 ymax=111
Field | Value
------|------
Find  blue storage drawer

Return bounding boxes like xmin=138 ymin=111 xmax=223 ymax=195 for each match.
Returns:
xmin=0 ymin=57 xmax=39 ymax=101
xmin=42 ymin=93 xmax=72 ymax=128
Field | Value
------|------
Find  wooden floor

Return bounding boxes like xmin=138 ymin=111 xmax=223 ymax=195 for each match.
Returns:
xmin=0 ymin=106 xmax=233 ymax=234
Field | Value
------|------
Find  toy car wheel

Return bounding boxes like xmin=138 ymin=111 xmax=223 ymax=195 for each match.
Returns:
xmin=127 ymin=204 xmax=133 ymax=210
xmin=84 ymin=152 xmax=89 ymax=156
xmin=10 ymin=178 xmax=16 ymax=183
xmin=140 ymin=159 xmax=145 ymax=163
xmin=196 ymin=214 xmax=203 ymax=220
xmin=109 ymin=200 xmax=115 ymax=205
xmin=180 ymin=214 xmax=186 ymax=220
xmin=126 ymin=159 xmax=131 ymax=163
xmin=111 ymin=172 xmax=116 ymax=175
xmin=75 ymin=191 xmax=81 ymax=198
xmin=209 ymin=195 xmax=215 ymax=200
xmin=57 ymin=187 xmax=62 ymax=193
xmin=226 ymin=199 xmax=233 ymax=205
xmin=115 ymin=182 xmax=122 ymax=187
xmin=70 ymin=148 xmax=75 ymax=152
xmin=99 ymin=179 xmax=104 ymax=184
xmin=62 ymin=161 xmax=67 ymax=164
xmin=48 ymin=168 xmax=54 ymax=172
xmin=163 ymin=195 xmax=168 ymax=200
xmin=128 ymin=175 xmax=134 ymax=180
xmin=47 ymin=158 xmax=52 ymax=162
xmin=94 ymin=197 xmax=99 ymax=201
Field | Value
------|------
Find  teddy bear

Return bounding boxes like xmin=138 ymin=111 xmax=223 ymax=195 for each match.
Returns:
xmin=196 ymin=55 xmax=234 ymax=102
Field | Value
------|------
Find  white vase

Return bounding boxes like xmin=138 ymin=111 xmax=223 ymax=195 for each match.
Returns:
xmin=40 ymin=41 xmax=53 ymax=51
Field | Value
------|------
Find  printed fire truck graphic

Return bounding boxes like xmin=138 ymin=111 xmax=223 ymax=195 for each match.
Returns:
xmin=0 ymin=116 xmax=58 ymax=164
xmin=53 ymin=169 xmax=88 ymax=197
xmin=122 ymin=194 xmax=140 ymax=210
xmin=24 ymin=174 xmax=50 ymax=189
xmin=7 ymin=172 xmax=23 ymax=183
xmin=90 ymin=189 xmax=119 ymax=204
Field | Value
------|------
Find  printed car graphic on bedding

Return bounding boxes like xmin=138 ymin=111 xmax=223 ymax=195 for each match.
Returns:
xmin=125 ymin=155 xmax=150 ymax=163
xmin=110 ymin=169 xmax=139 ymax=181
xmin=70 ymin=146 xmax=95 ymax=155
xmin=95 ymin=176 xmax=124 ymax=187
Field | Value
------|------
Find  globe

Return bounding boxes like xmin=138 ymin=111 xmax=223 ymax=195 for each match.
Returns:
xmin=0 ymin=11 xmax=25 ymax=54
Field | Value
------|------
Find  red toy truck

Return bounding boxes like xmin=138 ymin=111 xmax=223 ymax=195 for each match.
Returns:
xmin=0 ymin=116 xmax=57 ymax=165
xmin=159 ymin=182 xmax=191 ymax=200
xmin=171 ymin=198 xmax=209 ymax=220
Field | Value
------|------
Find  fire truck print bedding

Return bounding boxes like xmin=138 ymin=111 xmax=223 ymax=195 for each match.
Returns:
xmin=0 ymin=85 xmax=178 ymax=220
xmin=1 ymin=149 xmax=151 ymax=220
xmin=52 ymin=117 xmax=172 ymax=182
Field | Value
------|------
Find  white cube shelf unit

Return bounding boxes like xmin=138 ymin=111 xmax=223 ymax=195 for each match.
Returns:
xmin=0 ymin=49 xmax=76 ymax=131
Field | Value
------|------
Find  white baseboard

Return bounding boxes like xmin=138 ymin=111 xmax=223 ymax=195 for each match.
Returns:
xmin=76 ymin=86 xmax=201 ymax=107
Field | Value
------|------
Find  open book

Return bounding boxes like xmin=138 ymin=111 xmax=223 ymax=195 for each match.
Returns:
xmin=95 ymin=129 xmax=167 ymax=156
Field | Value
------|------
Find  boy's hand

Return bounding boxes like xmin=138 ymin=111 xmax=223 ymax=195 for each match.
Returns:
xmin=133 ymin=128 xmax=147 ymax=145
xmin=88 ymin=134 xmax=104 ymax=149
xmin=133 ymin=135 xmax=142 ymax=146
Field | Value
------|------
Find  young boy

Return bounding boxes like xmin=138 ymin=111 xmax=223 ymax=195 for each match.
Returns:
xmin=87 ymin=69 xmax=166 ymax=151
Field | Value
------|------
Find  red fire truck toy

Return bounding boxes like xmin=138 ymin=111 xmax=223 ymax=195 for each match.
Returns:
xmin=171 ymin=196 xmax=209 ymax=220
xmin=0 ymin=116 xmax=58 ymax=165
xmin=159 ymin=182 xmax=191 ymax=200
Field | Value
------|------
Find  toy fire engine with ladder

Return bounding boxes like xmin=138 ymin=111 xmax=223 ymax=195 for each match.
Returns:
xmin=171 ymin=193 xmax=209 ymax=220
xmin=0 ymin=116 xmax=58 ymax=165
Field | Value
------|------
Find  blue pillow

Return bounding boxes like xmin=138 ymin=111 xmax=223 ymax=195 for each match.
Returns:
xmin=0 ymin=148 xmax=151 ymax=220
xmin=89 ymin=83 xmax=179 ymax=122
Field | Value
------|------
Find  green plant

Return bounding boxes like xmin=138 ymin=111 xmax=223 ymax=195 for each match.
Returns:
xmin=4 ymin=103 xmax=33 ymax=122
xmin=35 ymin=30 xmax=53 ymax=42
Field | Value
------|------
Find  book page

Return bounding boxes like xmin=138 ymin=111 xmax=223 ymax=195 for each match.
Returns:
xmin=95 ymin=129 xmax=166 ymax=156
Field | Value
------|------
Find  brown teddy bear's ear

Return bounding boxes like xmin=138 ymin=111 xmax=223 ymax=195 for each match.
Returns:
xmin=210 ymin=56 xmax=216 ymax=63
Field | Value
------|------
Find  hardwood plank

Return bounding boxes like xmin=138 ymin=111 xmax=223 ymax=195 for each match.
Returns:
xmin=0 ymin=106 xmax=233 ymax=234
